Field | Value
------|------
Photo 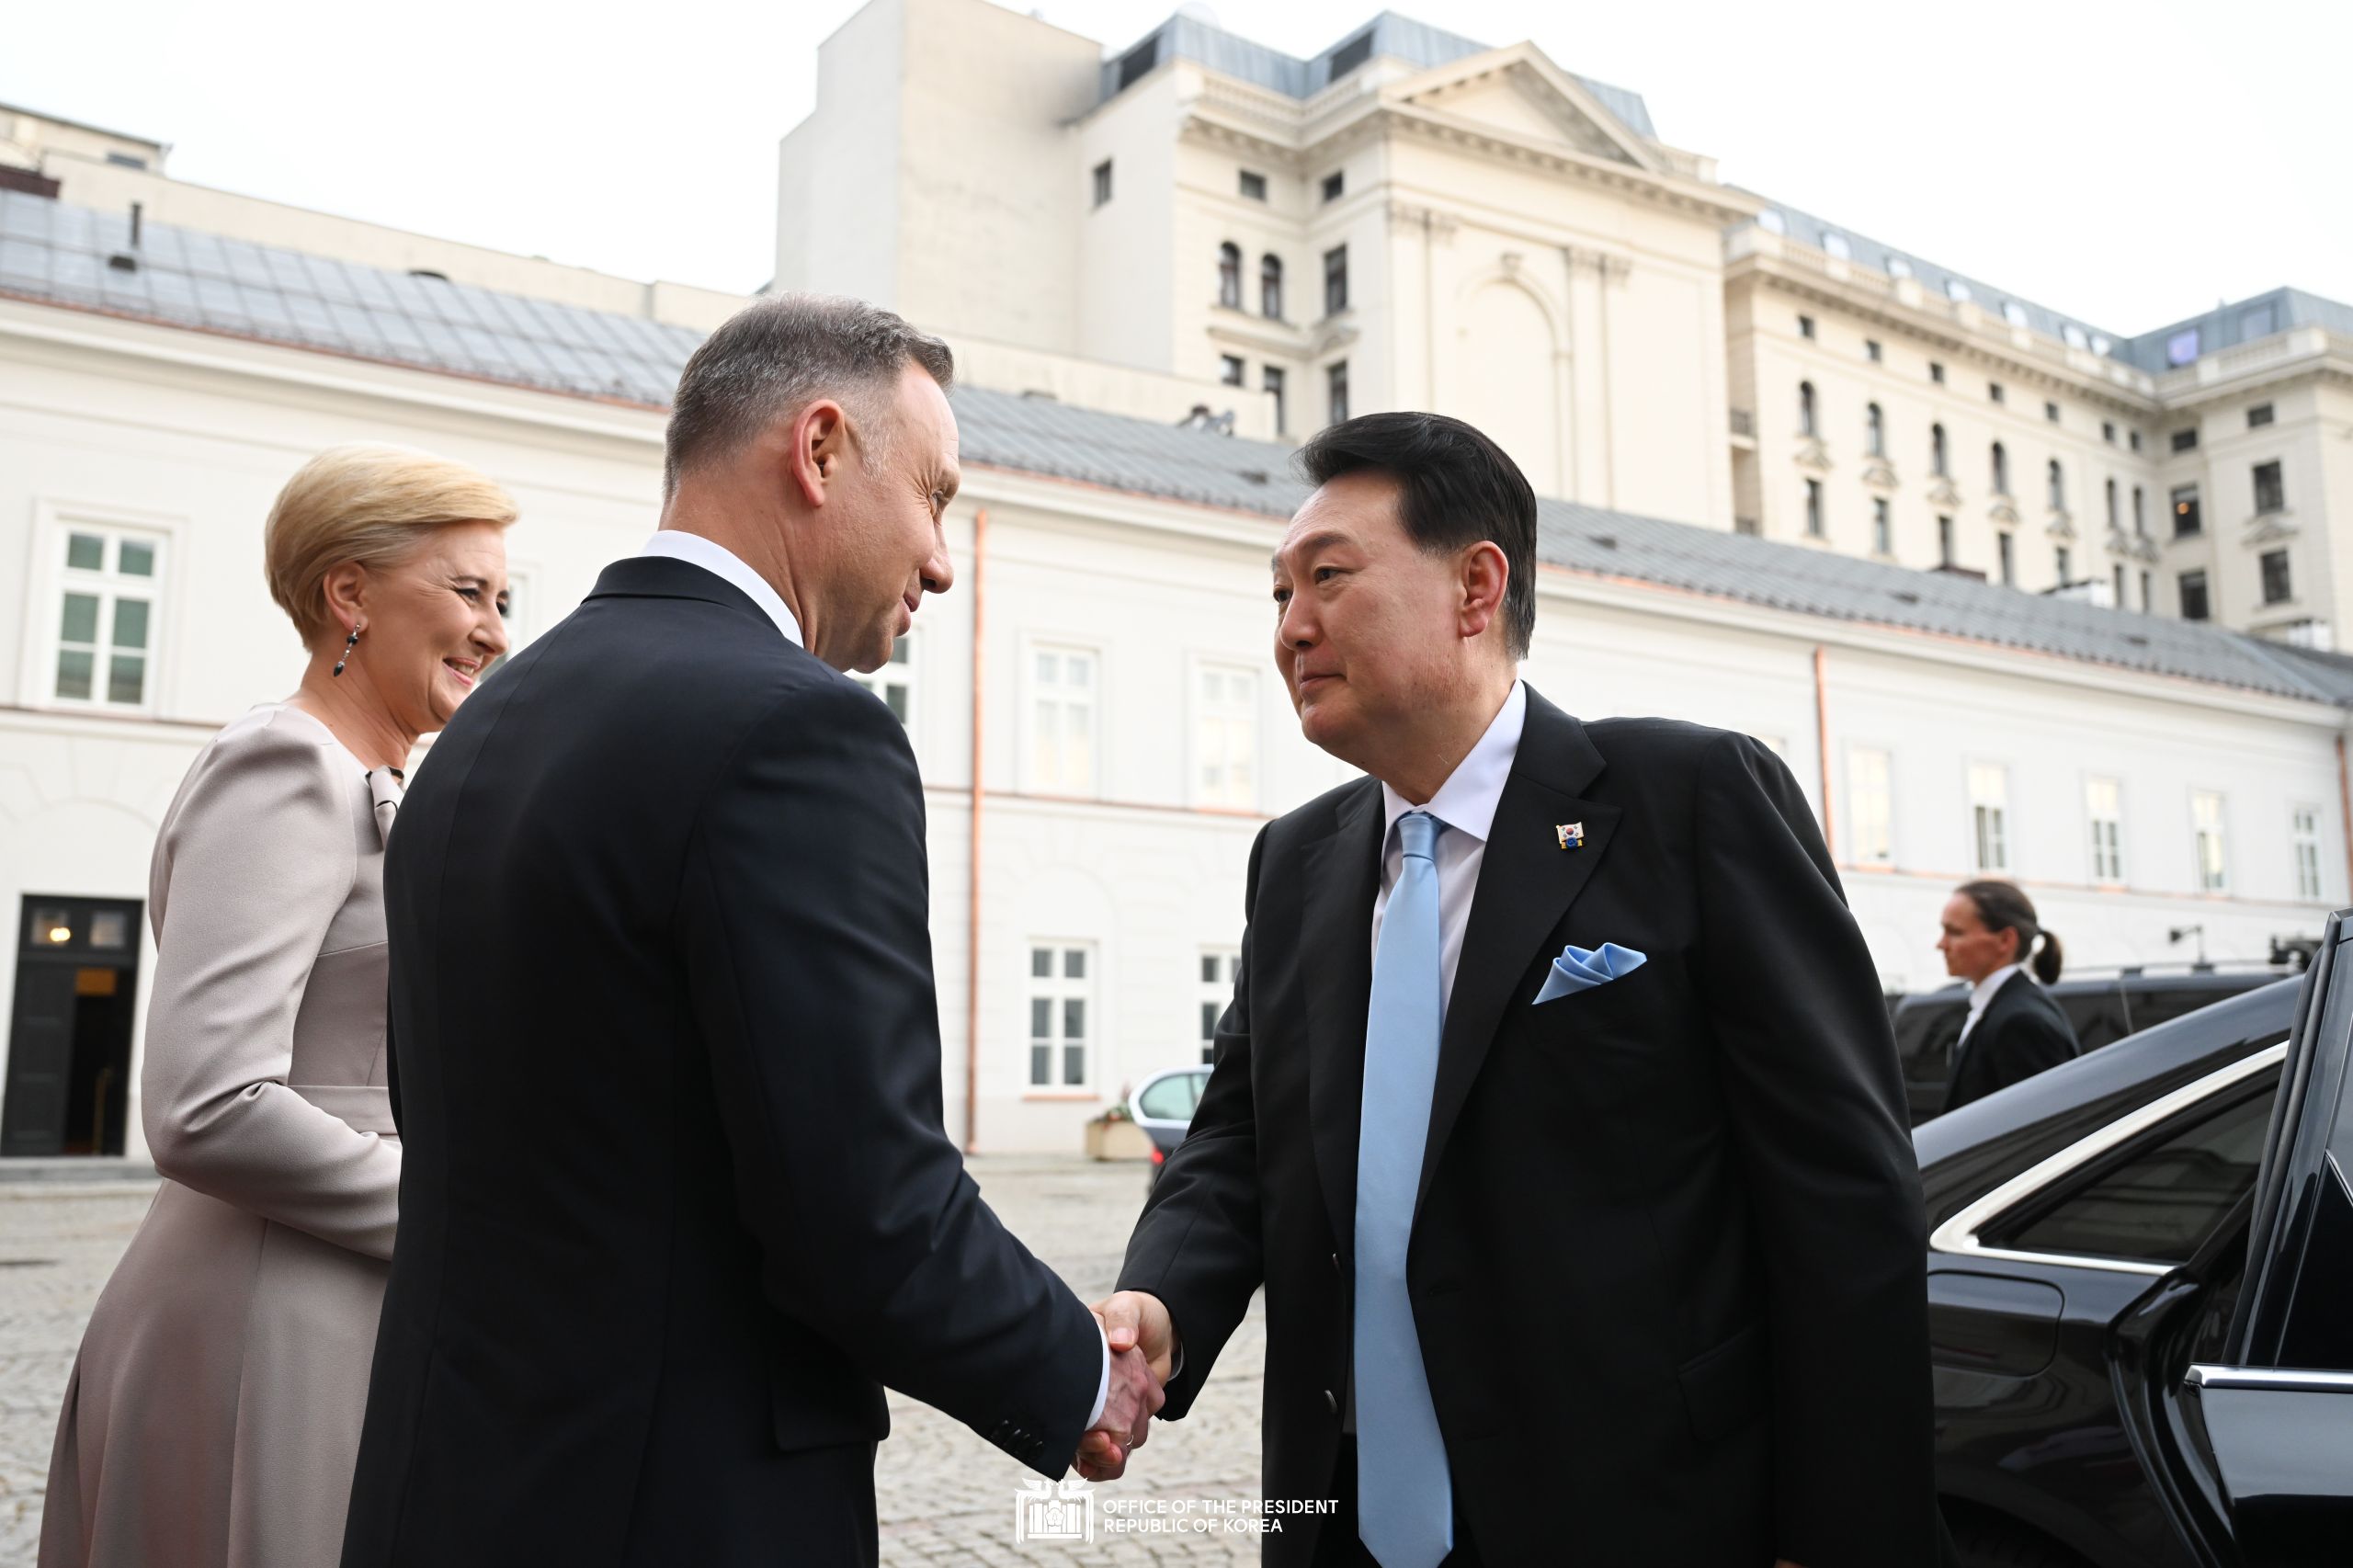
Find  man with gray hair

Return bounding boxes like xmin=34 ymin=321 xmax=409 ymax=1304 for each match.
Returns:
xmin=341 ymin=295 xmax=1161 ymax=1568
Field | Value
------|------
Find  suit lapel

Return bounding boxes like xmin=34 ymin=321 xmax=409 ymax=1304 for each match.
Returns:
xmin=1414 ymin=689 xmax=1620 ymax=1221
xmin=1303 ymin=780 xmax=1385 ymax=1266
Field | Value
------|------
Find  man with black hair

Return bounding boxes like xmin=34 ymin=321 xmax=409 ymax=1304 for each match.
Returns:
xmin=1086 ymin=412 xmax=1946 ymax=1567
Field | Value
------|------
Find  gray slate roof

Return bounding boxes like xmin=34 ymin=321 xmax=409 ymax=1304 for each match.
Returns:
xmin=2 ymin=190 xmax=2344 ymax=709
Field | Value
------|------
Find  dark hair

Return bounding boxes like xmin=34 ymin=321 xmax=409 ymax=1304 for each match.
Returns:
xmin=664 ymin=293 xmax=954 ymax=499
xmin=1958 ymin=879 xmax=2063 ymax=984
xmin=1295 ymin=411 xmax=1539 ymax=659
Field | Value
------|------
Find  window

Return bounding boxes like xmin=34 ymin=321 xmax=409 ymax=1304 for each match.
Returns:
xmin=1991 ymin=441 xmax=2010 ymax=495
xmin=1194 ymin=663 xmax=1257 ymax=808
xmin=2294 ymin=806 xmax=2324 ymax=901
xmin=1265 ymin=365 xmax=1286 ymax=433
xmin=1849 ymin=747 xmax=1893 ymax=865
xmin=2180 ymin=570 xmax=2211 ymax=622
xmin=1931 ymin=423 xmax=1949 ymax=477
xmin=1804 ymin=479 xmax=1824 ymax=538
xmin=1872 ymin=497 xmax=1892 ymax=556
xmin=2086 ymin=778 xmax=2124 ymax=882
xmin=2193 ymin=790 xmax=2227 ymax=892
xmin=104 ymin=152 xmax=148 ymax=170
xmin=1929 ymin=361 xmax=1947 ymax=384
xmin=1219 ymin=353 xmax=1245 ymax=386
xmin=1026 ymin=944 xmax=1094 ymax=1088
xmin=1865 ymin=339 xmax=1882 ymax=362
xmin=2141 ymin=570 xmax=2152 ymax=609
xmin=1970 ymin=763 xmax=2008 ymax=872
xmin=2248 ymin=403 xmax=2275 ymax=428
xmin=2112 ymin=563 xmax=2126 ymax=607
xmin=2171 ymin=426 xmax=2199 ymax=453
xmin=1322 ymin=171 xmax=1345 ymax=203
xmin=2133 ymin=485 xmax=2146 ymax=537
xmin=2045 ymin=401 xmax=2061 ymax=424
xmin=1199 ymin=949 xmax=1238 ymax=1063
xmin=2048 ymin=459 xmax=2066 ymax=511
xmin=1865 ymin=402 xmax=1884 ymax=457
xmin=46 ymin=525 xmax=164 ymax=710
xmin=2261 ymin=548 xmax=2293 ymax=605
xmin=2254 ymin=460 xmax=2285 ymax=515
xmin=2172 ymin=484 xmax=2202 ymax=538
xmin=1824 ymin=232 xmax=1852 ymax=260
xmin=1323 ymin=245 xmax=1348 ymax=315
xmin=1938 ymin=515 xmax=1955 ymax=567
xmin=1798 ymin=314 xmax=1815 ymax=339
xmin=2106 ymin=478 xmax=2119 ymax=530
xmin=1998 ymin=531 xmax=2016 ymax=585
xmin=1798 ymin=381 xmax=1817 ymax=437
xmin=1995 ymin=1088 xmax=2272 ymax=1267
xmin=848 ymin=635 xmax=915 ymax=726
xmin=2055 ymin=545 xmax=2072 ymax=582
xmin=1029 ymin=646 xmax=1097 ymax=795
xmin=1137 ymin=1071 xmax=1201 ymax=1120
xmin=1326 ymin=360 xmax=1348 ymax=426
xmin=2130 ymin=428 xmax=2143 ymax=452
xmin=2103 ymin=421 xmax=2117 ymax=444
xmin=1238 ymin=169 xmax=1267 ymax=200
xmin=1092 ymin=160 xmax=1113 ymax=208
xmin=1260 ymin=254 xmax=1283 ymax=319
xmin=1888 ymin=256 xmax=1914 ymax=279
xmin=1216 ymin=242 xmax=1241 ymax=308
xmin=1989 ymin=382 xmax=2006 ymax=405
xmin=2003 ymin=301 xmax=2029 ymax=328
xmin=1947 ymin=278 xmax=1972 ymax=303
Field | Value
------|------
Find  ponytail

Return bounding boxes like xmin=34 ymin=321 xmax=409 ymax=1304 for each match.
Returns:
xmin=1957 ymin=879 xmax=2062 ymax=984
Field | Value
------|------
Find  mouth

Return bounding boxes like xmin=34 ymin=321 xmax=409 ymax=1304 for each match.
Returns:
xmin=901 ymin=593 xmax=920 ymax=628
xmin=442 ymin=657 xmax=481 ymax=690
xmin=1295 ymin=672 xmax=1340 ymax=694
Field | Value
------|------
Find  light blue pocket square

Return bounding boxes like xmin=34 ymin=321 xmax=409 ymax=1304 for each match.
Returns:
xmin=1533 ymin=942 xmax=1648 ymax=1006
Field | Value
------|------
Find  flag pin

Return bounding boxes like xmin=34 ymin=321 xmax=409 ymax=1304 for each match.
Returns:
xmin=1556 ymin=822 xmax=1586 ymax=851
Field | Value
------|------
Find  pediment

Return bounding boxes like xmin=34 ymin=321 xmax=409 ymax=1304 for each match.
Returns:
xmin=1395 ymin=50 xmax=1657 ymax=171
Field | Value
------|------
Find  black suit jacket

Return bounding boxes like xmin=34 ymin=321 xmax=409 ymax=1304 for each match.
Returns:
xmin=1118 ymin=689 xmax=1944 ymax=1568
xmin=342 ymin=557 xmax=1102 ymax=1568
xmin=1942 ymin=970 xmax=2080 ymax=1114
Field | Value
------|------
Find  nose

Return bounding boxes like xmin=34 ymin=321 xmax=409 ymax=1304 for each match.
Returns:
xmin=1276 ymin=592 xmax=1317 ymax=653
xmin=479 ymin=608 xmax=512 ymax=659
xmin=922 ymin=525 xmax=955 ymax=597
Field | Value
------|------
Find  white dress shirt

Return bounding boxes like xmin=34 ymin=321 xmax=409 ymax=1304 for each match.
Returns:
xmin=1370 ymin=680 xmax=1529 ymax=1017
xmin=1954 ymin=962 xmax=2024 ymax=1054
xmin=634 ymin=530 xmax=1113 ymax=1433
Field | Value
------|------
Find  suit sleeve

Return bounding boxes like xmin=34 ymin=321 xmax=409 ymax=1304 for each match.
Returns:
xmin=140 ymin=722 xmax=402 ymax=1260
xmin=1694 ymin=732 xmax=1942 ymax=1568
xmin=676 ymin=677 xmax=1102 ymax=1477
xmin=1112 ymin=825 xmax=1269 ymax=1421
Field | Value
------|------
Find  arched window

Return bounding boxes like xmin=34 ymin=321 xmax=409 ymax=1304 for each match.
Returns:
xmin=2048 ymin=459 xmax=2066 ymax=510
xmin=1930 ymin=423 xmax=1949 ymax=478
xmin=1260 ymin=254 xmax=1284 ymax=320
xmin=1217 ymin=243 xmax=1241 ymax=310
xmin=1991 ymin=441 xmax=2009 ymax=496
xmin=2105 ymin=477 xmax=2119 ymax=528
xmin=1865 ymin=402 xmax=1885 ymax=458
xmin=1798 ymin=381 xmax=1817 ymax=437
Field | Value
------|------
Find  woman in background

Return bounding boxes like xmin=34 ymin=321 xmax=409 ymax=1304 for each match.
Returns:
xmin=1936 ymin=878 xmax=2080 ymax=1114
xmin=41 ymin=444 xmax=514 ymax=1568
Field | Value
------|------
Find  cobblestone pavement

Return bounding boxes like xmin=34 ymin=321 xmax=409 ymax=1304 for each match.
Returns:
xmin=0 ymin=1156 xmax=1268 ymax=1566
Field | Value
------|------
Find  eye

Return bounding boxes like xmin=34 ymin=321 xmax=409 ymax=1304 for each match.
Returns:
xmin=457 ymin=586 xmax=481 ymax=601
xmin=1314 ymin=566 xmax=1340 ymax=583
xmin=1271 ymin=586 xmax=1291 ymax=607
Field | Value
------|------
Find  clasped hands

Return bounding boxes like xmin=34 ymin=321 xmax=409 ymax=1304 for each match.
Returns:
xmin=1076 ymin=1290 xmax=1177 ymax=1482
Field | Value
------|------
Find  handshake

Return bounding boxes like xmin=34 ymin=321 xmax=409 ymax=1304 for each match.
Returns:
xmin=1076 ymin=1290 xmax=1177 ymax=1482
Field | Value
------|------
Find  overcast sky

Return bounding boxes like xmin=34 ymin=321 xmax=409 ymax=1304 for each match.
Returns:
xmin=11 ymin=0 xmax=2348 ymax=334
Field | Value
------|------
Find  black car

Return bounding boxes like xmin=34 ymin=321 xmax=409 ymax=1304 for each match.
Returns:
xmin=1915 ymin=917 xmax=2353 ymax=1567
xmin=1894 ymin=965 xmax=2295 ymax=1124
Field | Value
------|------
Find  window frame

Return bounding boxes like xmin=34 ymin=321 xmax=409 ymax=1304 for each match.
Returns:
xmin=1020 ymin=638 xmax=1104 ymax=799
xmin=1847 ymin=744 xmax=1893 ymax=867
xmin=847 ymin=629 xmax=918 ymax=735
xmin=1023 ymin=939 xmax=1097 ymax=1091
xmin=1198 ymin=947 xmax=1240 ymax=1065
xmin=2192 ymin=789 xmax=2229 ymax=893
xmin=2292 ymin=804 xmax=2325 ymax=902
xmin=19 ymin=499 xmax=185 ymax=717
xmin=1188 ymin=655 xmax=1261 ymax=811
xmin=1968 ymin=760 xmax=2010 ymax=873
xmin=2086 ymin=775 xmax=2126 ymax=885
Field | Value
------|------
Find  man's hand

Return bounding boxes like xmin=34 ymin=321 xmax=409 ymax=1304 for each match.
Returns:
xmin=1074 ymin=1292 xmax=1179 ymax=1482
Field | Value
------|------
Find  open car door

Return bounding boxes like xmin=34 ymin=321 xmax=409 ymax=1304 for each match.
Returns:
xmin=2174 ymin=909 xmax=2353 ymax=1564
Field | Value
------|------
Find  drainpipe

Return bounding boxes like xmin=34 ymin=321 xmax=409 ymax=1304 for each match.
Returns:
xmin=1813 ymin=644 xmax=1836 ymax=858
xmin=964 ymin=509 xmax=989 ymax=1155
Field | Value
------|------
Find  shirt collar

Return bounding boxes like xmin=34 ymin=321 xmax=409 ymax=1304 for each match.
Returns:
xmin=1380 ymin=679 xmax=1527 ymax=847
xmin=1969 ymin=962 xmax=2024 ymax=1015
xmin=637 ymin=530 xmax=803 ymax=647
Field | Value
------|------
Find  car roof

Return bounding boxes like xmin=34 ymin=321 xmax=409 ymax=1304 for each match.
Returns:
xmin=1893 ymin=969 xmax=2288 ymax=1012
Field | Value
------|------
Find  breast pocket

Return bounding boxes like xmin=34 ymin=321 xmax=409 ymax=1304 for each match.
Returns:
xmin=1517 ymin=959 xmax=1684 ymax=1111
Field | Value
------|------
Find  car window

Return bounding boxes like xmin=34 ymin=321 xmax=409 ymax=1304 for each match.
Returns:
xmin=1895 ymin=999 xmax=1965 ymax=1070
xmin=1135 ymin=1074 xmax=1199 ymax=1121
xmin=1992 ymin=1086 xmax=2276 ymax=1267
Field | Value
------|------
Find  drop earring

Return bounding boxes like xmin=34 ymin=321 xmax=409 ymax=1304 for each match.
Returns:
xmin=333 ymin=626 xmax=360 ymax=677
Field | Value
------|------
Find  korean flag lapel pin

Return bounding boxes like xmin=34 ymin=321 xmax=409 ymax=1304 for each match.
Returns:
xmin=1555 ymin=822 xmax=1586 ymax=851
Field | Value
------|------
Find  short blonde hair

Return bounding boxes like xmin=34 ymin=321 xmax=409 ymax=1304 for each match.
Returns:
xmin=264 ymin=444 xmax=518 ymax=645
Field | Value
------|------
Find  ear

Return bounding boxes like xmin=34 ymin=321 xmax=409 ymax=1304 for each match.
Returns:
xmin=1457 ymin=540 xmax=1509 ymax=642
xmin=321 ymin=562 xmax=369 ymax=636
xmin=785 ymin=399 xmax=852 ymax=509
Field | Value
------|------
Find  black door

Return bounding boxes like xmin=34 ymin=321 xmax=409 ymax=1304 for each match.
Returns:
xmin=2 ymin=896 xmax=142 ymax=1157
xmin=2166 ymin=911 xmax=2353 ymax=1563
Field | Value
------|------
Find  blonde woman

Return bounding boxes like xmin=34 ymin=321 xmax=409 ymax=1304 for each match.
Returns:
xmin=40 ymin=445 xmax=515 ymax=1568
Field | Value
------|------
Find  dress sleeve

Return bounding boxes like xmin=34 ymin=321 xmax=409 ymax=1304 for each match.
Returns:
xmin=140 ymin=718 xmax=402 ymax=1259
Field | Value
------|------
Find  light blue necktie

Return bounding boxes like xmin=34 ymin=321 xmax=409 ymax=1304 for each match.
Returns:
xmin=1354 ymin=810 xmax=1452 ymax=1568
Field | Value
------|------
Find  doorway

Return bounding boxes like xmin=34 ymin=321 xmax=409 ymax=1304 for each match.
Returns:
xmin=2 ymin=896 xmax=142 ymax=1157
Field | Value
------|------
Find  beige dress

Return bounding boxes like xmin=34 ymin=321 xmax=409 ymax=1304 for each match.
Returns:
xmin=41 ymin=703 xmax=405 ymax=1568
